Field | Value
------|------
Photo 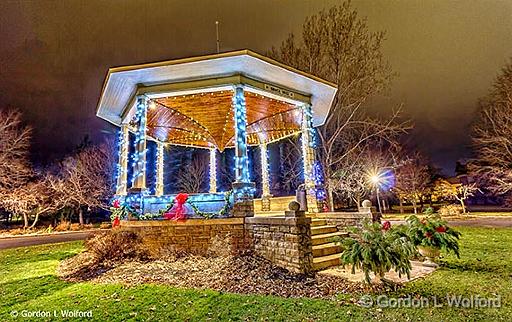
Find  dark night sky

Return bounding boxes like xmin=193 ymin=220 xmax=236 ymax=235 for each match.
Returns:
xmin=1 ymin=0 xmax=511 ymax=174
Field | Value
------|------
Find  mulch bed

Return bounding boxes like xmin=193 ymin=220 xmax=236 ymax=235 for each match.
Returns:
xmin=58 ymin=252 xmax=371 ymax=300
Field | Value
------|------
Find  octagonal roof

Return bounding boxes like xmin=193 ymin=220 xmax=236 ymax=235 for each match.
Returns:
xmin=96 ymin=50 xmax=337 ymax=129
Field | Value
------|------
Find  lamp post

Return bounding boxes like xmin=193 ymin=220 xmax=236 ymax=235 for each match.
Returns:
xmin=370 ymin=174 xmax=382 ymax=214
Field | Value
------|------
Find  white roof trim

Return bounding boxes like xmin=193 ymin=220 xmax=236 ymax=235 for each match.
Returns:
xmin=96 ymin=50 xmax=337 ymax=127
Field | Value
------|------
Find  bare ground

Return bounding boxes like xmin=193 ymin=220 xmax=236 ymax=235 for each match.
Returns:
xmin=57 ymin=252 xmax=377 ymax=300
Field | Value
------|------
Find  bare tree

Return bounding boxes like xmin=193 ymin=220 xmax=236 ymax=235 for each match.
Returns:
xmin=331 ymin=144 xmax=396 ymax=208
xmin=3 ymin=174 xmax=66 ymax=228
xmin=393 ymin=152 xmax=432 ymax=214
xmin=60 ymin=141 xmax=115 ymax=225
xmin=177 ymin=155 xmax=208 ymax=193
xmin=279 ymin=138 xmax=303 ymax=194
xmin=471 ymin=58 xmax=512 ymax=196
xmin=269 ymin=2 xmax=409 ymax=209
xmin=454 ymin=183 xmax=479 ymax=214
xmin=433 ymin=179 xmax=478 ymax=214
xmin=0 ymin=109 xmax=32 ymax=196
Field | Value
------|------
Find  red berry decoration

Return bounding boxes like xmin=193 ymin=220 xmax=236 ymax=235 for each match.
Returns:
xmin=436 ymin=226 xmax=447 ymax=233
xmin=112 ymin=216 xmax=120 ymax=228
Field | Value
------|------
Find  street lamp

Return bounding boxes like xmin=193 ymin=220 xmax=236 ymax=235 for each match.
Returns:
xmin=369 ymin=173 xmax=382 ymax=213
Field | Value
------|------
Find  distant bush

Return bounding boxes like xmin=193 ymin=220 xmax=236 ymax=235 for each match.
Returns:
xmin=70 ymin=223 xmax=81 ymax=231
xmin=99 ymin=222 xmax=111 ymax=229
xmin=85 ymin=230 xmax=148 ymax=263
xmin=438 ymin=204 xmax=463 ymax=217
xmin=6 ymin=228 xmax=25 ymax=235
xmin=55 ymin=220 xmax=70 ymax=231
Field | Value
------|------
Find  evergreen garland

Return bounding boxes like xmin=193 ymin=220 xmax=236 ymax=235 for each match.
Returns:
xmin=158 ymin=190 xmax=233 ymax=219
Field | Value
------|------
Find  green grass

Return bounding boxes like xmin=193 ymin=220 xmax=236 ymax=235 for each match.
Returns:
xmin=1 ymin=227 xmax=511 ymax=321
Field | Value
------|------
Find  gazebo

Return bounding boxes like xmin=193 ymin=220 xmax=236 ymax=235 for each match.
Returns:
xmin=97 ymin=50 xmax=337 ymax=217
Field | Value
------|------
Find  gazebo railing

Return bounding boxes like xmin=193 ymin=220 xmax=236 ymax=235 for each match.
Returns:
xmin=141 ymin=192 xmax=232 ymax=218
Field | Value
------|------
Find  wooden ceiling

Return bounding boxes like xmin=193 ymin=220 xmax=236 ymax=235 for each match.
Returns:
xmin=146 ymin=91 xmax=303 ymax=151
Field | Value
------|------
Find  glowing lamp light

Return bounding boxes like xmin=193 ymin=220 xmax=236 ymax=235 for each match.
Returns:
xmin=367 ymin=168 xmax=395 ymax=191
xmin=370 ymin=174 xmax=381 ymax=185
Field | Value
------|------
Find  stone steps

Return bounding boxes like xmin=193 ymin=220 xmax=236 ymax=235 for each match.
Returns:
xmin=312 ymin=242 xmax=342 ymax=257
xmin=311 ymin=225 xmax=338 ymax=235
xmin=311 ymin=231 xmax=348 ymax=246
xmin=312 ymin=253 xmax=342 ymax=271
xmin=310 ymin=219 xmax=327 ymax=227
xmin=310 ymin=219 xmax=348 ymax=271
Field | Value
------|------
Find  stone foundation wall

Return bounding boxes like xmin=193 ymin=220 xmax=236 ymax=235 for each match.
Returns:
xmin=120 ymin=214 xmax=313 ymax=274
xmin=253 ymin=196 xmax=296 ymax=212
xmin=120 ymin=218 xmax=247 ymax=256
xmin=244 ymin=216 xmax=313 ymax=274
xmin=318 ymin=212 xmax=372 ymax=231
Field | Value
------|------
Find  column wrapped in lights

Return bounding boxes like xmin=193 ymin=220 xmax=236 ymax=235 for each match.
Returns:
xmin=260 ymin=143 xmax=271 ymax=211
xmin=261 ymin=143 xmax=271 ymax=196
xmin=301 ymin=103 xmax=319 ymax=213
xmin=115 ymin=124 xmax=130 ymax=195
xmin=130 ymin=95 xmax=149 ymax=190
xmin=209 ymin=148 xmax=217 ymax=193
xmin=233 ymin=85 xmax=250 ymax=183
xmin=231 ymin=84 xmax=255 ymax=217
xmin=155 ymin=141 xmax=165 ymax=196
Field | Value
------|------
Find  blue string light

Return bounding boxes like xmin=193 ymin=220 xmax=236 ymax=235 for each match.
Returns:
xmin=114 ymin=126 xmax=129 ymax=194
xmin=232 ymin=86 xmax=251 ymax=183
xmin=313 ymin=161 xmax=327 ymax=201
xmin=130 ymin=96 xmax=148 ymax=187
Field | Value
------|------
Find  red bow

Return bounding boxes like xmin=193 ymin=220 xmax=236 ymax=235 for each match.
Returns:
xmin=164 ymin=193 xmax=189 ymax=221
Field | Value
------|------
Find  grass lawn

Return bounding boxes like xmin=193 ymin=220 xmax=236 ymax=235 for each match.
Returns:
xmin=1 ymin=227 xmax=511 ymax=321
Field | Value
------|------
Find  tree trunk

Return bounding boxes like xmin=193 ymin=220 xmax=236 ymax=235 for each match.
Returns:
xmin=399 ymin=197 xmax=404 ymax=215
xmin=327 ymin=185 xmax=335 ymax=212
xmin=412 ymin=200 xmax=418 ymax=214
xmin=29 ymin=212 xmax=40 ymax=229
xmin=23 ymin=213 xmax=29 ymax=229
xmin=460 ymin=199 xmax=466 ymax=214
xmin=78 ymin=208 xmax=84 ymax=226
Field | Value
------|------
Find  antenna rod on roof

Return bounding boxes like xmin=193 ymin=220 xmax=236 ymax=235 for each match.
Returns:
xmin=215 ymin=21 xmax=220 ymax=53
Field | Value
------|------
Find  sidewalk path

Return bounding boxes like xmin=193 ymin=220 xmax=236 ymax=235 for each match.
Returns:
xmin=0 ymin=230 xmax=102 ymax=250
xmin=389 ymin=217 xmax=512 ymax=228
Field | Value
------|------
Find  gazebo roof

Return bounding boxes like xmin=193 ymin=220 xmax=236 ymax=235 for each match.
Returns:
xmin=96 ymin=50 xmax=337 ymax=150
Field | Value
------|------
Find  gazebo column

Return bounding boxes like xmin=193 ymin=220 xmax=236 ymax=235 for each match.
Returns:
xmin=301 ymin=103 xmax=319 ymax=213
xmin=155 ymin=141 xmax=165 ymax=197
xmin=130 ymin=95 xmax=149 ymax=191
xmin=260 ymin=143 xmax=271 ymax=211
xmin=231 ymin=85 xmax=255 ymax=217
xmin=209 ymin=148 xmax=217 ymax=193
xmin=115 ymin=124 xmax=130 ymax=196
xmin=125 ymin=95 xmax=149 ymax=214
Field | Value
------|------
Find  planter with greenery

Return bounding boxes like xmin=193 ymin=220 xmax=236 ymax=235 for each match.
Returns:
xmin=336 ymin=220 xmax=416 ymax=284
xmin=406 ymin=214 xmax=461 ymax=267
